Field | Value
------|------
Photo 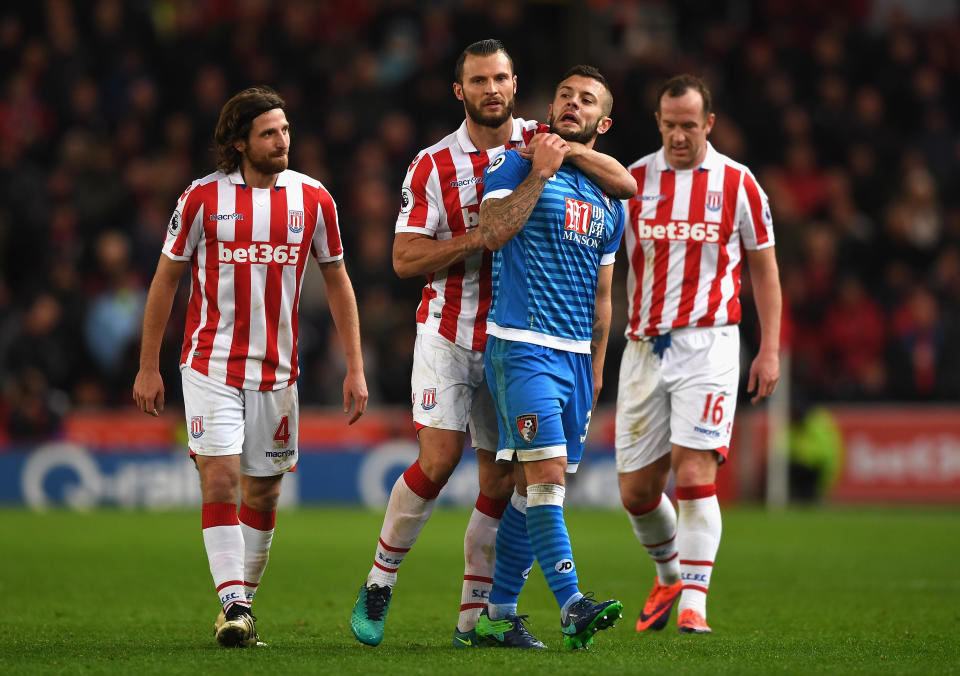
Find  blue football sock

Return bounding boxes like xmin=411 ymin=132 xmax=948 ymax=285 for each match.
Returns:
xmin=488 ymin=500 xmax=534 ymax=618
xmin=526 ymin=503 xmax=580 ymax=609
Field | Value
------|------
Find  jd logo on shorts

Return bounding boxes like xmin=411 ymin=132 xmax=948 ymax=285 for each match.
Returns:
xmin=516 ymin=414 xmax=538 ymax=443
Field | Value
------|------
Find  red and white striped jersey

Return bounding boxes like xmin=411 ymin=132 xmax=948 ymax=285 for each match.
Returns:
xmin=163 ymin=168 xmax=343 ymax=391
xmin=623 ymin=143 xmax=774 ymax=338
xmin=395 ymin=117 xmax=545 ymax=351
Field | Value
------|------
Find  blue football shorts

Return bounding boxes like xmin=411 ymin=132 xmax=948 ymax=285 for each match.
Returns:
xmin=484 ymin=336 xmax=593 ymax=473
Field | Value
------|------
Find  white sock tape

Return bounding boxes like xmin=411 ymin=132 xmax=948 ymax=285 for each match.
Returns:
xmin=526 ymin=483 xmax=565 ymax=507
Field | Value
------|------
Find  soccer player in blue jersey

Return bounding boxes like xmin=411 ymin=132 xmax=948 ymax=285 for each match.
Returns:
xmin=474 ymin=65 xmax=628 ymax=650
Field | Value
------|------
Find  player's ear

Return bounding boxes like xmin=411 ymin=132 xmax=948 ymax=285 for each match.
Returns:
xmin=704 ymin=112 xmax=716 ymax=136
xmin=597 ymin=116 xmax=613 ymax=135
xmin=513 ymin=74 xmax=518 ymax=94
xmin=453 ymin=82 xmax=464 ymax=101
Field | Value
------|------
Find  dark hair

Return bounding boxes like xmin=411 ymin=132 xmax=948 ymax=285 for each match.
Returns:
xmin=454 ymin=39 xmax=513 ymax=84
xmin=656 ymin=74 xmax=712 ymax=117
xmin=558 ymin=65 xmax=612 ymax=115
xmin=214 ymin=86 xmax=285 ymax=173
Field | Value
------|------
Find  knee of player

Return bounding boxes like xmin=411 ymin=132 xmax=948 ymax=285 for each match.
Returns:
xmin=417 ymin=452 xmax=460 ymax=484
xmin=672 ymin=448 xmax=719 ymax=486
xmin=619 ymin=483 xmax=663 ymax=513
xmin=477 ymin=463 xmax=515 ymax=500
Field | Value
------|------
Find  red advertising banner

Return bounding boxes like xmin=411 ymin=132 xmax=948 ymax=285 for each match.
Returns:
xmin=830 ymin=407 xmax=960 ymax=502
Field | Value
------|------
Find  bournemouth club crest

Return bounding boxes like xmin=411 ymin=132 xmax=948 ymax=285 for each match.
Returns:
xmin=516 ymin=414 xmax=538 ymax=443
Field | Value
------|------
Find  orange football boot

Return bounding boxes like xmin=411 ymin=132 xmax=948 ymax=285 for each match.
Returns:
xmin=677 ymin=608 xmax=712 ymax=634
xmin=635 ymin=578 xmax=682 ymax=631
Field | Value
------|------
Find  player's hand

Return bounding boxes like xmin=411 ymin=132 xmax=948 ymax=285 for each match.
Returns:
xmin=592 ymin=375 xmax=602 ymax=410
xmin=133 ymin=369 xmax=165 ymax=417
xmin=747 ymin=349 xmax=780 ymax=404
xmin=531 ymin=133 xmax=568 ymax=179
xmin=516 ymin=133 xmax=543 ymax=161
xmin=343 ymin=368 xmax=369 ymax=425
xmin=563 ymin=140 xmax=585 ymax=160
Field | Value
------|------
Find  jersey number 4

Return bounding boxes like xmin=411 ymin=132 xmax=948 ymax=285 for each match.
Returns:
xmin=274 ymin=416 xmax=291 ymax=445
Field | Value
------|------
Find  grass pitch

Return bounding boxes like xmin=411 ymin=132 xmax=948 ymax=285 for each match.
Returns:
xmin=2 ymin=505 xmax=958 ymax=674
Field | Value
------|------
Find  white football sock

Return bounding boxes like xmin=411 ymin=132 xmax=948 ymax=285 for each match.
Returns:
xmin=202 ymin=502 xmax=247 ymax=612
xmin=676 ymin=485 xmax=722 ymax=618
xmin=457 ymin=493 xmax=507 ymax=632
xmin=366 ymin=461 xmax=443 ymax=588
xmin=239 ymin=503 xmax=275 ymax=606
xmin=626 ymin=493 xmax=681 ymax=585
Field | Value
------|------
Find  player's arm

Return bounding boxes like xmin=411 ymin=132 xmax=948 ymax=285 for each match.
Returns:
xmin=745 ymin=246 xmax=782 ymax=404
xmin=591 ymin=263 xmax=614 ymax=409
xmin=519 ymin=135 xmax=637 ymax=199
xmin=393 ymin=230 xmax=484 ymax=278
xmin=563 ymin=142 xmax=637 ymax=199
xmin=133 ymin=255 xmax=186 ymax=416
xmin=479 ymin=135 xmax=568 ymax=251
xmin=319 ymin=258 xmax=369 ymax=424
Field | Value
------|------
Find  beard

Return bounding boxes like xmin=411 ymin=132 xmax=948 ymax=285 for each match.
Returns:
xmin=245 ymin=150 xmax=288 ymax=176
xmin=464 ymin=95 xmax=515 ymax=129
xmin=548 ymin=112 xmax=600 ymax=145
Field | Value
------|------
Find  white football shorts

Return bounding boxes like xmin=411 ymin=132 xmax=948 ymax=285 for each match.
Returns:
xmin=410 ymin=331 xmax=498 ymax=452
xmin=181 ymin=365 xmax=299 ymax=477
xmin=615 ymin=325 xmax=740 ymax=474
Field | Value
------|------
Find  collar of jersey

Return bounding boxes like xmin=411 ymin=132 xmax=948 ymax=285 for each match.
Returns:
xmin=226 ymin=168 xmax=291 ymax=189
xmin=655 ymin=141 xmax=720 ymax=173
xmin=456 ymin=118 xmax=526 ymax=154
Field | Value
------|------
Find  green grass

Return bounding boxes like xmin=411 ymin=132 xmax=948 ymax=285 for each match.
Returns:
xmin=2 ymin=506 xmax=958 ymax=674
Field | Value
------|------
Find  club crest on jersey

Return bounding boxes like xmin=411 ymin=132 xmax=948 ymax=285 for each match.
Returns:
xmin=287 ymin=210 xmax=304 ymax=233
xmin=400 ymin=187 xmax=414 ymax=214
xmin=190 ymin=416 xmax=204 ymax=439
xmin=563 ymin=198 xmax=605 ymax=248
xmin=487 ymin=153 xmax=506 ymax=173
xmin=421 ymin=388 xmax=437 ymax=410
xmin=516 ymin=414 xmax=538 ymax=443
xmin=168 ymin=210 xmax=181 ymax=235
xmin=706 ymin=191 xmax=723 ymax=211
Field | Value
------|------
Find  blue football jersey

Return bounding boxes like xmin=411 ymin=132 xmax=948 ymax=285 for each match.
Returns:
xmin=481 ymin=150 xmax=625 ymax=353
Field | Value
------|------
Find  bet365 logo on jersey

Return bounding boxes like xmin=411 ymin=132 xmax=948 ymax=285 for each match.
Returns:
xmin=218 ymin=241 xmax=302 ymax=265
xmin=562 ymin=198 xmax=605 ymax=248
xmin=635 ymin=217 xmax=721 ymax=243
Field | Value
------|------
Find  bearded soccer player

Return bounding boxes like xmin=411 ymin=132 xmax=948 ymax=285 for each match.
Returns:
xmin=133 ymin=86 xmax=368 ymax=647
xmin=616 ymin=74 xmax=781 ymax=634
xmin=349 ymin=41 xmax=636 ymax=649
xmin=474 ymin=65 xmax=627 ymax=650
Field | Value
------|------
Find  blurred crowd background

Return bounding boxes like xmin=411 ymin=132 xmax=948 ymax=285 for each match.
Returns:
xmin=0 ymin=0 xmax=958 ymax=442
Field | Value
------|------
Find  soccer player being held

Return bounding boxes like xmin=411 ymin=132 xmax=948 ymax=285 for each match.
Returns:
xmin=349 ymin=41 xmax=636 ymax=649
xmin=475 ymin=65 xmax=628 ymax=650
xmin=132 ymin=87 xmax=368 ymax=648
xmin=616 ymin=74 xmax=782 ymax=635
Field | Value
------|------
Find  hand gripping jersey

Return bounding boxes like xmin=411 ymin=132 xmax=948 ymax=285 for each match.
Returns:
xmin=481 ymin=150 xmax=626 ymax=354
xmin=163 ymin=169 xmax=344 ymax=391
xmin=395 ymin=118 xmax=545 ymax=351
xmin=624 ymin=142 xmax=774 ymax=338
